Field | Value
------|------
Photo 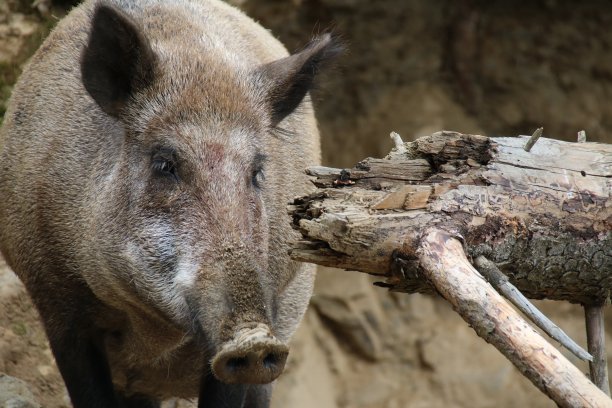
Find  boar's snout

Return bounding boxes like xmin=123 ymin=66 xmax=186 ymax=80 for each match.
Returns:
xmin=211 ymin=323 xmax=288 ymax=384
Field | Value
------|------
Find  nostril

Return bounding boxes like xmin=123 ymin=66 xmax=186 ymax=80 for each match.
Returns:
xmin=262 ymin=352 xmax=279 ymax=369
xmin=226 ymin=356 xmax=249 ymax=372
xmin=211 ymin=324 xmax=289 ymax=384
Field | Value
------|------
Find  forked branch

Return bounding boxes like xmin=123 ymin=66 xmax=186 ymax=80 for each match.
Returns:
xmin=417 ymin=229 xmax=611 ymax=408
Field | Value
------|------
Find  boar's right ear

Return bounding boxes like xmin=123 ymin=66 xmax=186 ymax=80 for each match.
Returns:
xmin=261 ymin=34 xmax=343 ymax=127
xmin=81 ymin=4 xmax=156 ymax=117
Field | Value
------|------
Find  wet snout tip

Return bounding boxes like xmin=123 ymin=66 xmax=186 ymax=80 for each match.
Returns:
xmin=211 ymin=324 xmax=289 ymax=384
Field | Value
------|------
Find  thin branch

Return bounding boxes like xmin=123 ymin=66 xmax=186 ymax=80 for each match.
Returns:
xmin=585 ymin=304 xmax=610 ymax=395
xmin=390 ymin=131 xmax=406 ymax=153
xmin=524 ymin=127 xmax=543 ymax=152
xmin=474 ymin=256 xmax=592 ymax=362
xmin=305 ymin=166 xmax=342 ymax=177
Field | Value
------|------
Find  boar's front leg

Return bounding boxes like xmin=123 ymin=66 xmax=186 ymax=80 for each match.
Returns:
xmin=29 ymin=276 xmax=120 ymax=407
xmin=118 ymin=393 xmax=161 ymax=408
xmin=198 ymin=374 xmax=247 ymax=408
xmin=46 ymin=318 xmax=119 ymax=407
xmin=198 ymin=373 xmax=272 ymax=407
xmin=243 ymin=384 xmax=272 ymax=408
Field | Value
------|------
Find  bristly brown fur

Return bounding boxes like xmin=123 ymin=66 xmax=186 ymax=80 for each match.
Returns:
xmin=0 ymin=0 xmax=341 ymax=406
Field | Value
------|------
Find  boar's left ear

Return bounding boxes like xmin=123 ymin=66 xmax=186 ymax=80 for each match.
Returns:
xmin=81 ymin=4 xmax=156 ymax=117
xmin=261 ymin=34 xmax=342 ymax=127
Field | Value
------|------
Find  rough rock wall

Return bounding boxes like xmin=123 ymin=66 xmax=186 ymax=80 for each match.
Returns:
xmin=1 ymin=1 xmax=611 ymax=407
xmin=238 ymin=0 xmax=612 ymax=165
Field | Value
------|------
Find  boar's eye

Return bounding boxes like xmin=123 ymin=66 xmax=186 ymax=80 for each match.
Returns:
xmin=152 ymin=148 xmax=179 ymax=181
xmin=252 ymin=153 xmax=267 ymax=189
xmin=252 ymin=168 xmax=265 ymax=189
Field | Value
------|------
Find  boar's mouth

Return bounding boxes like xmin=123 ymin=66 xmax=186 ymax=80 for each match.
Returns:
xmin=210 ymin=323 xmax=288 ymax=384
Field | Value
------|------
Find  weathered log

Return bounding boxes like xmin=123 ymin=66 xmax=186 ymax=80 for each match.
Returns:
xmin=289 ymin=131 xmax=611 ymax=406
xmin=289 ymin=131 xmax=611 ymax=304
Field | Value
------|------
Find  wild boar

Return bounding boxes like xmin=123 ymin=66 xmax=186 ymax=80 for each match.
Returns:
xmin=0 ymin=0 xmax=340 ymax=406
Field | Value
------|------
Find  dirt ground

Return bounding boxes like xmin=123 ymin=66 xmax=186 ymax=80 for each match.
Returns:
xmin=1 ymin=0 xmax=611 ymax=407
